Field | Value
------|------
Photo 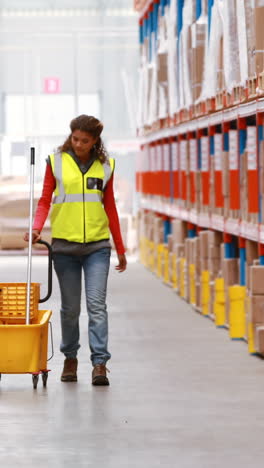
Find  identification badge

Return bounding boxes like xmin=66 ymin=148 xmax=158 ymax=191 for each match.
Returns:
xmin=87 ymin=178 xmax=103 ymax=190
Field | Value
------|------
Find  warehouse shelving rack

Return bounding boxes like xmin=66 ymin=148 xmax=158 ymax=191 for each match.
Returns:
xmin=136 ymin=0 xmax=264 ymax=355
xmin=138 ymin=98 xmax=264 ymax=244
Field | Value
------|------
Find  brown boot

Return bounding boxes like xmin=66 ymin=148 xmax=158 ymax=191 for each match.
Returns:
xmin=92 ymin=364 xmax=110 ymax=386
xmin=61 ymin=358 xmax=78 ymax=382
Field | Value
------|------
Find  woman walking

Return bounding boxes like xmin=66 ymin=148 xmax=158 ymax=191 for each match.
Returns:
xmin=24 ymin=114 xmax=127 ymax=386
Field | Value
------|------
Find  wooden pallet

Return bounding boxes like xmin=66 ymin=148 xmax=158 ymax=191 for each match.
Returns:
xmin=205 ymin=97 xmax=216 ymax=113
xmin=215 ymin=91 xmax=224 ymax=110
xmin=247 ymin=76 xmax=258 ymax=99
xmin=194 ymin=100 xmax=206 ymax=117
xmin=232 ymin=85 xmax=248 ymax=105
xmin=160 ymin=117 xmax=170 ymax=129
xmin=258 ymin=71 xmax=264 ymax=93
xmin=151 ymin=120 xmax=161 ymax=132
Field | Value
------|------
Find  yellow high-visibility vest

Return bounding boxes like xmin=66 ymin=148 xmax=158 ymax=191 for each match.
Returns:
xmin=49 ymin=152 xmax=115 ymax=243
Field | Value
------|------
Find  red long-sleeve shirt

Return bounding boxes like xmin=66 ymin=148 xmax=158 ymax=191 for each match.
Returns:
xmin=33 ymin=163 xmax=125 ymax=255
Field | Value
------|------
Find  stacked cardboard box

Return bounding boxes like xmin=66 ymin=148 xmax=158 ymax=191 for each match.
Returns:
xmin=193 ymin=237 xmax=201 ymax=307
xmin=222 ymin=150 xmax=229 ymax=218
xmin=167 ymin=233 xmax=174 ymax=286
xmin=248 ymin=265 xmax=264 ymax=354
xmin=191 ymin=22 xmax=207 ymax=102
xmin=259 ymin=140 xmax=264 ymax=222
xmin=199 ymin=231 xmax=210 ymax=308
xmin=245 ymin=240 xmax=259 ymax=289
xmin=171 ymin=219 xmax=187 ymax=291
xmin=251 ymin=1 xmax=264 ymax=77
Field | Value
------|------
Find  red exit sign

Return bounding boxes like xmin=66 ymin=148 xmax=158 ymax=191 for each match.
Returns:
xmin=44 ymin=77 xmax=60 ymax=94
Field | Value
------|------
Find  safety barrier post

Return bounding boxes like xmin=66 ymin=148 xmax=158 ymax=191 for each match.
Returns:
xmin=214 ymin=278 xmax=226 ymax=327
xmin=239 ymin=237 xmax=246 ymax=286
xmin=201 ymin=271 xmax=210 ymax=316
xmin=229 ymin=285 xmax=246 ymax=340
xmin=172 ymin=253 xmax=178 ymax=291
xmin=157 ymin=243 xmax=164 ymax=278
xmin=163 ymin=245 xmax=169 ymax=284
xmin=179 ymin=257 xmax=186 ymax=298
xmin=189 ymin=264 xmax=196 ymax=306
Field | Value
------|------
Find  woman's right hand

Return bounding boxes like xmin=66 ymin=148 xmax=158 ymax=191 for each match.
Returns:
xmin=24 ymin=229 xmax=41 ymax=244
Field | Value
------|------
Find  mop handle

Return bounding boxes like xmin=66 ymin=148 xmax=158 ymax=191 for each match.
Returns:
xmin=26 ymin=147 xmax=35 ymax=325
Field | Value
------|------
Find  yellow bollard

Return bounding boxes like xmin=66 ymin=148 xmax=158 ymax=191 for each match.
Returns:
xmin=247 ymin=322 xmax=257 ymax=355
xmin=201 ymin=271 xmax=210 ymax=316
xmin=214 ymin=278 xmax=226 ymax=328
xmin=139 ymin=238 xmax=144 ymax=265
xmin=143 ymin=237 xmax=148 ymax=267
xmin=149 ymin=241 xmax=155 ymax=272
xmin=157 ymin=244 xmax=164 ymax=278
xmin=229 ymin=285 xmax=246 ymax=340
xmin=172 ymin=254 xmax=178 ymax=291
xmin=179 ymin=258 xmax=186 ymax=298
xmin=163 ymin=246 xmax=169 ymax=284
xmin=189 ymin=264 xmax=196 ymax=306
xmin=154 ymin=243 xmax=159 ymax=275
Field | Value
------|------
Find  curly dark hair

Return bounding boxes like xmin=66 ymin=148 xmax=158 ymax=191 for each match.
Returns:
xmin=58 ymin=114 xmax=109 ymax=164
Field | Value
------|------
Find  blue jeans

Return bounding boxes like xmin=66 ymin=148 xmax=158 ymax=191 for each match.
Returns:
xmin=53 ymin=248 xmax=111 ymax=365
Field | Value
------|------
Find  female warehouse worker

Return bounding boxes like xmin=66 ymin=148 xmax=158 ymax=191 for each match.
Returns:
xmin=24 ymin=114 xmax=127 ymax=386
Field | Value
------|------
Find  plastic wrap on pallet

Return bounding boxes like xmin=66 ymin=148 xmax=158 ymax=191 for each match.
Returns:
xmin=201 ymin=0 xmax=223 ymax=99
xmin=157 ymin=3 xmax=168 ymax=55
xmin=148 ymin=63 xmax=158 ymax=125
xmin=253 ymin=1 xmax=264 ymax=77
xmin=222 ymin=0 xmax=240 ymax=93
xmin=167 ymin=0 xmax=178 ymax=116
xmin=191 ymin=18 xmax=207 ymax=103
xmin=157 ymin=4 xmax=169 ymax=120
xmin=178 ymin=0 xmax=196 ymax=109
xmin=236 ymin=0 xmax=250 ymax=85
xmin=137 ymin=66 xmax=144 ymax=129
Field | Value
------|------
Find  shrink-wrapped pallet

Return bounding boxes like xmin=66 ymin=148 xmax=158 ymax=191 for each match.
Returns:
xmin=167 ymin=0 xmax=178 ymax=116
xmin=178 ymin=0 xmax=196 ymax=109
xmin=201 ymin=0 xmax=223 ymax=99
xmin=236 ymin=0 xmax=254 ymax=84
xmin=222 ymin=0 xmax=240 ymax=92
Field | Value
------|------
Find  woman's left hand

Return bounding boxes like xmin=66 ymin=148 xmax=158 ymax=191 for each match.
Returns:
xmin=115 ymin=254 xmax=127 ymax=273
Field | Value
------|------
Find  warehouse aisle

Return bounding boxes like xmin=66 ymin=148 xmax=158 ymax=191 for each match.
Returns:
xmin=1 ymin=255 xmax=264 ymax=468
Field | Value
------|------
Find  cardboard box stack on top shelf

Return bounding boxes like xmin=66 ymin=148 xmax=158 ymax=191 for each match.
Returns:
xmin=0 ymin=176 xmax=51 ymax=251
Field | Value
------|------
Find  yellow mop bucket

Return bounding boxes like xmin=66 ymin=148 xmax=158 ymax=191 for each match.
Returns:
xmin=0 ymin=148 xmax=53 ymax=389
xmin=0 ymin=309 xmax=52 ymax=374
xmin=0 ymin=240 xmax=53 ymax=388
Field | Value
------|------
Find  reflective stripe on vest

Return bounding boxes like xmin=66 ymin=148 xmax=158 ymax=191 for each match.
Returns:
xmin=49 ymin=152 xmax=115 ymax=243
xmin=53 ymin=193 xmax=102 ymax=204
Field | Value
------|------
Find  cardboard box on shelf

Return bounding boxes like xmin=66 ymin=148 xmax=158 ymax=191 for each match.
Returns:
xmin=209 ymin=244 xmax=221 ymax=258
xmin=209 ymin=259 xmax=221 ymax=280
xmin=223 ymin=258 xmax=239 ymax=286
xmin=200 ymin=257 xmax=209 ymax=271
xmin=217 ymin=37 xmax=225 ymax=92
xmin=167 ymin=234 xmax=174 ymax=253
xmin=253 ymin=6 xmax=264 ymax=75
xmin=191 ymin=22 xmax=206 ymax=102
xmin=250 ymin=266 xmax=264 ymax=295
xmin=246 ymin=240 xmax=259 ymax=265
xmin=157 ymin=53 xmax=168 ymax=84
xmin=199 ymin=231 xmax=210 ymax=258
xmin=249 ymin=295 xmax=264 ymax=323
xmin=222 ymin=152 xmax=229 ymax=197
xmin=174 ymin=243 xmax=185 ymax=258
xmin=255 ymin=325 xmax=264 ymax=354
xmin=171 ymin=219 xmax=187 ymax=244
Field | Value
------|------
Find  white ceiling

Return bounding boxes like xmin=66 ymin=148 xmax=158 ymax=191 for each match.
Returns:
xmin=0 ymin=0 xmax=131 ymax=9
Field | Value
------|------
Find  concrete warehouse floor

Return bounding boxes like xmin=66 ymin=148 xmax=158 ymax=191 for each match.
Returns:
xmin=1 ymin=254 xmax=264 ymax=468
